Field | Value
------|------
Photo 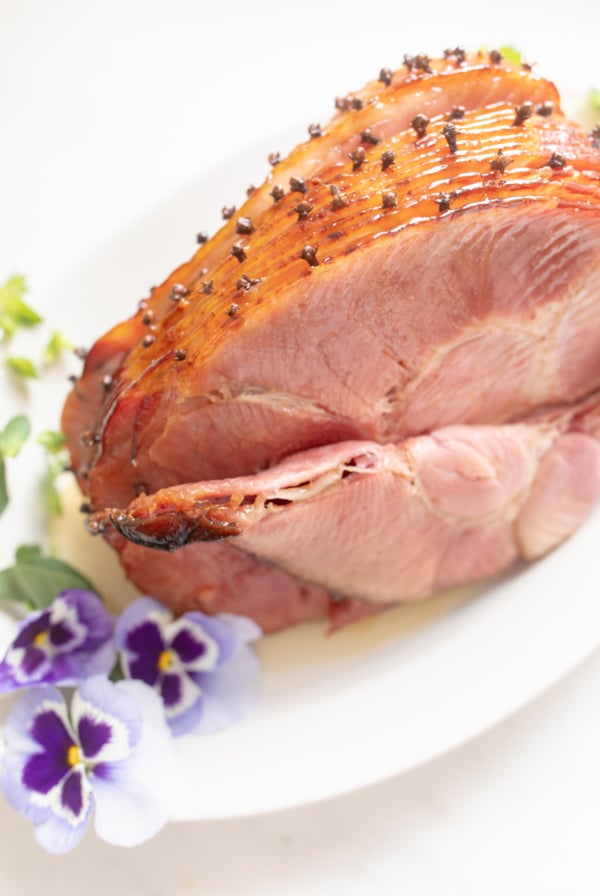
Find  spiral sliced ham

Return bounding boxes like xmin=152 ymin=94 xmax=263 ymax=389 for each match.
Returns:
xmin=62 ymin=50 xmax=600 ymax=631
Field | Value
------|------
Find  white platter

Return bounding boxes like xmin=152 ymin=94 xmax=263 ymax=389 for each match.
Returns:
xmin=1 ymin=89 xmax=599 ymax=822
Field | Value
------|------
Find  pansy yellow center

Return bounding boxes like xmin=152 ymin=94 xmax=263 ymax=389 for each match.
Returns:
xmin=67 ymin=744 xmax=83 ymax=767
xmin=33 ymin=631 xmax=48 ymax=647
xmin=158 ymin=649 xmax=174 ymax=672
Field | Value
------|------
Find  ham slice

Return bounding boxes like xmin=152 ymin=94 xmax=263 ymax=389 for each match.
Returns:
xmin=62 ymin=50 xmax=600 ymax=631
xmin=98 ymin=395 xmax=600 ymax=605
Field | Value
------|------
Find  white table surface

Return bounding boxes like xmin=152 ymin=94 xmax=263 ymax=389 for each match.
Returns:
xmin=2 ymin=1 xmax=600 ymax=891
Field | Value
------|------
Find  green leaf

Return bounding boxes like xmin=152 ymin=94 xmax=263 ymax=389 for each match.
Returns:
xmin=0 ymin=274 xmax=27 ymax=303
xmin=0 ymin=456 xmax=7 ymax=515
xmin=499 ymin=45 xmax=522 ymax=65
xmin=0 ymin=414 xmax=31 ymax=457
xmin=36 ymin=429 xmax=67 ymax=453
xmin=41 ymin=468 xmax=63 ymax=515
xmin=0 ymin=416 xmax=31 ymax=516
xmin=588 ymin=87 xmax=600 ymax=112
xmin=37 ymin=432 xmax=69 ymax=515
xmin=15 ymin=544 xmax=43 ymax=563
xmin=0 ymin=275 xmax=42 ymax=338
xmin=41 ymin=452 xmax=68 ymax=516
xmin=7 ymin=356 xmax=39 ymax=379
xmin=43 ymin=330 xmax=73 ymax=365
xmin=0 ymin=555 xmax=100 ymax=611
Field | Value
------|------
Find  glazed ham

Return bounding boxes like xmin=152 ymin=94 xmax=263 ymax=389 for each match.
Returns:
xmin=62 ymin=50 xmax=600 ymax=632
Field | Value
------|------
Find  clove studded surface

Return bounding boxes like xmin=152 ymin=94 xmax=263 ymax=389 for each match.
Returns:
xmin=62 ymin=50 xmax=600 ymax=632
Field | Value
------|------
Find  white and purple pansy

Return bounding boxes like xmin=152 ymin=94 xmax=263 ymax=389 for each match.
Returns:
xmin=115 ymin=597 xmax=262 ymax=736
xmin=0 ymin=590 xmax=115 ymax=692
xmin=0 ymin=675 xmax=176 ymax=853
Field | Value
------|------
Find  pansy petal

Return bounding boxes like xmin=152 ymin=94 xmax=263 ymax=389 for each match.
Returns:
xmin=33 ymin=804 xmax=91 ymax=854
xmin=218 ymin=614 xmax=262 ymax=645
xmin=190 ymin=646 xmax=261 ymax=736
xmin=49 ymin=620 xmax=77 ymax=648
xmin=1 ymin=749 xmax=52 ymax=823
xmin=3 ymin=687 xmax=65 ymax=749
xmin=20 ymin=647 xmax=49 ymax=678
xmin=124 ymin=620 xmax=164 ymax=661
xmin=77 ymin=715 xmax=112 ymax=759
xmin=114 ymin=597 xmax=171 ymax=653
xmin=0 ymin=661 xmax=17 ymax=693
xmin=45 ymin=598 xmax=87 ymax=654
xmin=182 ymin=612 xmax=236 ymax=664
xmin=61 ymin=769 xmax=85 ymax=818
xmin=3 ymin=645 xmax=52 ymax=688
xmin=161 ymin=670 xmax=202 ymax=723
xmin=160 ymin=672 xmax=182 ymax=709
xmin=92 ymin=766 xmax=170 ymax=848
xmin=22 ymin=749 xmax=68 ymax=795
xmin=92 ymin=680 xmax=177 ymax=847
xmin=73 ymin=676 xmax=142 ymax=761
xmin=168 ymin=620 xmax=219 ymax=672
xmin=165 ymin=693 xmax=205 ymax=737
xmin=30 ymin=706 xmax=73 ymax=754
xmin=1 ymin=689 xmax=68 ymax=823
xmin=170 ymin=626 xmax=211 ymax=664
xmin=128 ymin=644 xmax=161 ymax=686
xmin=66 ymin=590 xmax=114 ymax=651
xmin=184 ymin=612 xmax=261 ymax=665
xmin=156 ymin=670 xmax=205 ymax=736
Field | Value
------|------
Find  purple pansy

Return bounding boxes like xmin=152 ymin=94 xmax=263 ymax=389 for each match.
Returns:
xmin=115 ymin=597 xmax=261 ymax=736
xmin=0 ymin=590 xmax=115 ymax=693
xmin=0 ymin=676 xmax=176 ymax=853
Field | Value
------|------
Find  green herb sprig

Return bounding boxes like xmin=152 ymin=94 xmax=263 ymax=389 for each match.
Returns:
xmin=0 ymin=275 xmax=42 ymax=338
xmin=498 ymin=45 xmax=523 ymax=65
xmin=0 ymin=415 xmax=31 ymax=515
xmin=1 ymin=275 xmax=73 ymax=378
xmin=43 ymin=330 xmax=74 ymax=365
xmin=37 ymin=429 xmax=69 ymax=515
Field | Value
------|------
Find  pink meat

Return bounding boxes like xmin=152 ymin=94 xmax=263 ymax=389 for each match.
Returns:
xmin=103 ymin=395 xmax=600 ymax=614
